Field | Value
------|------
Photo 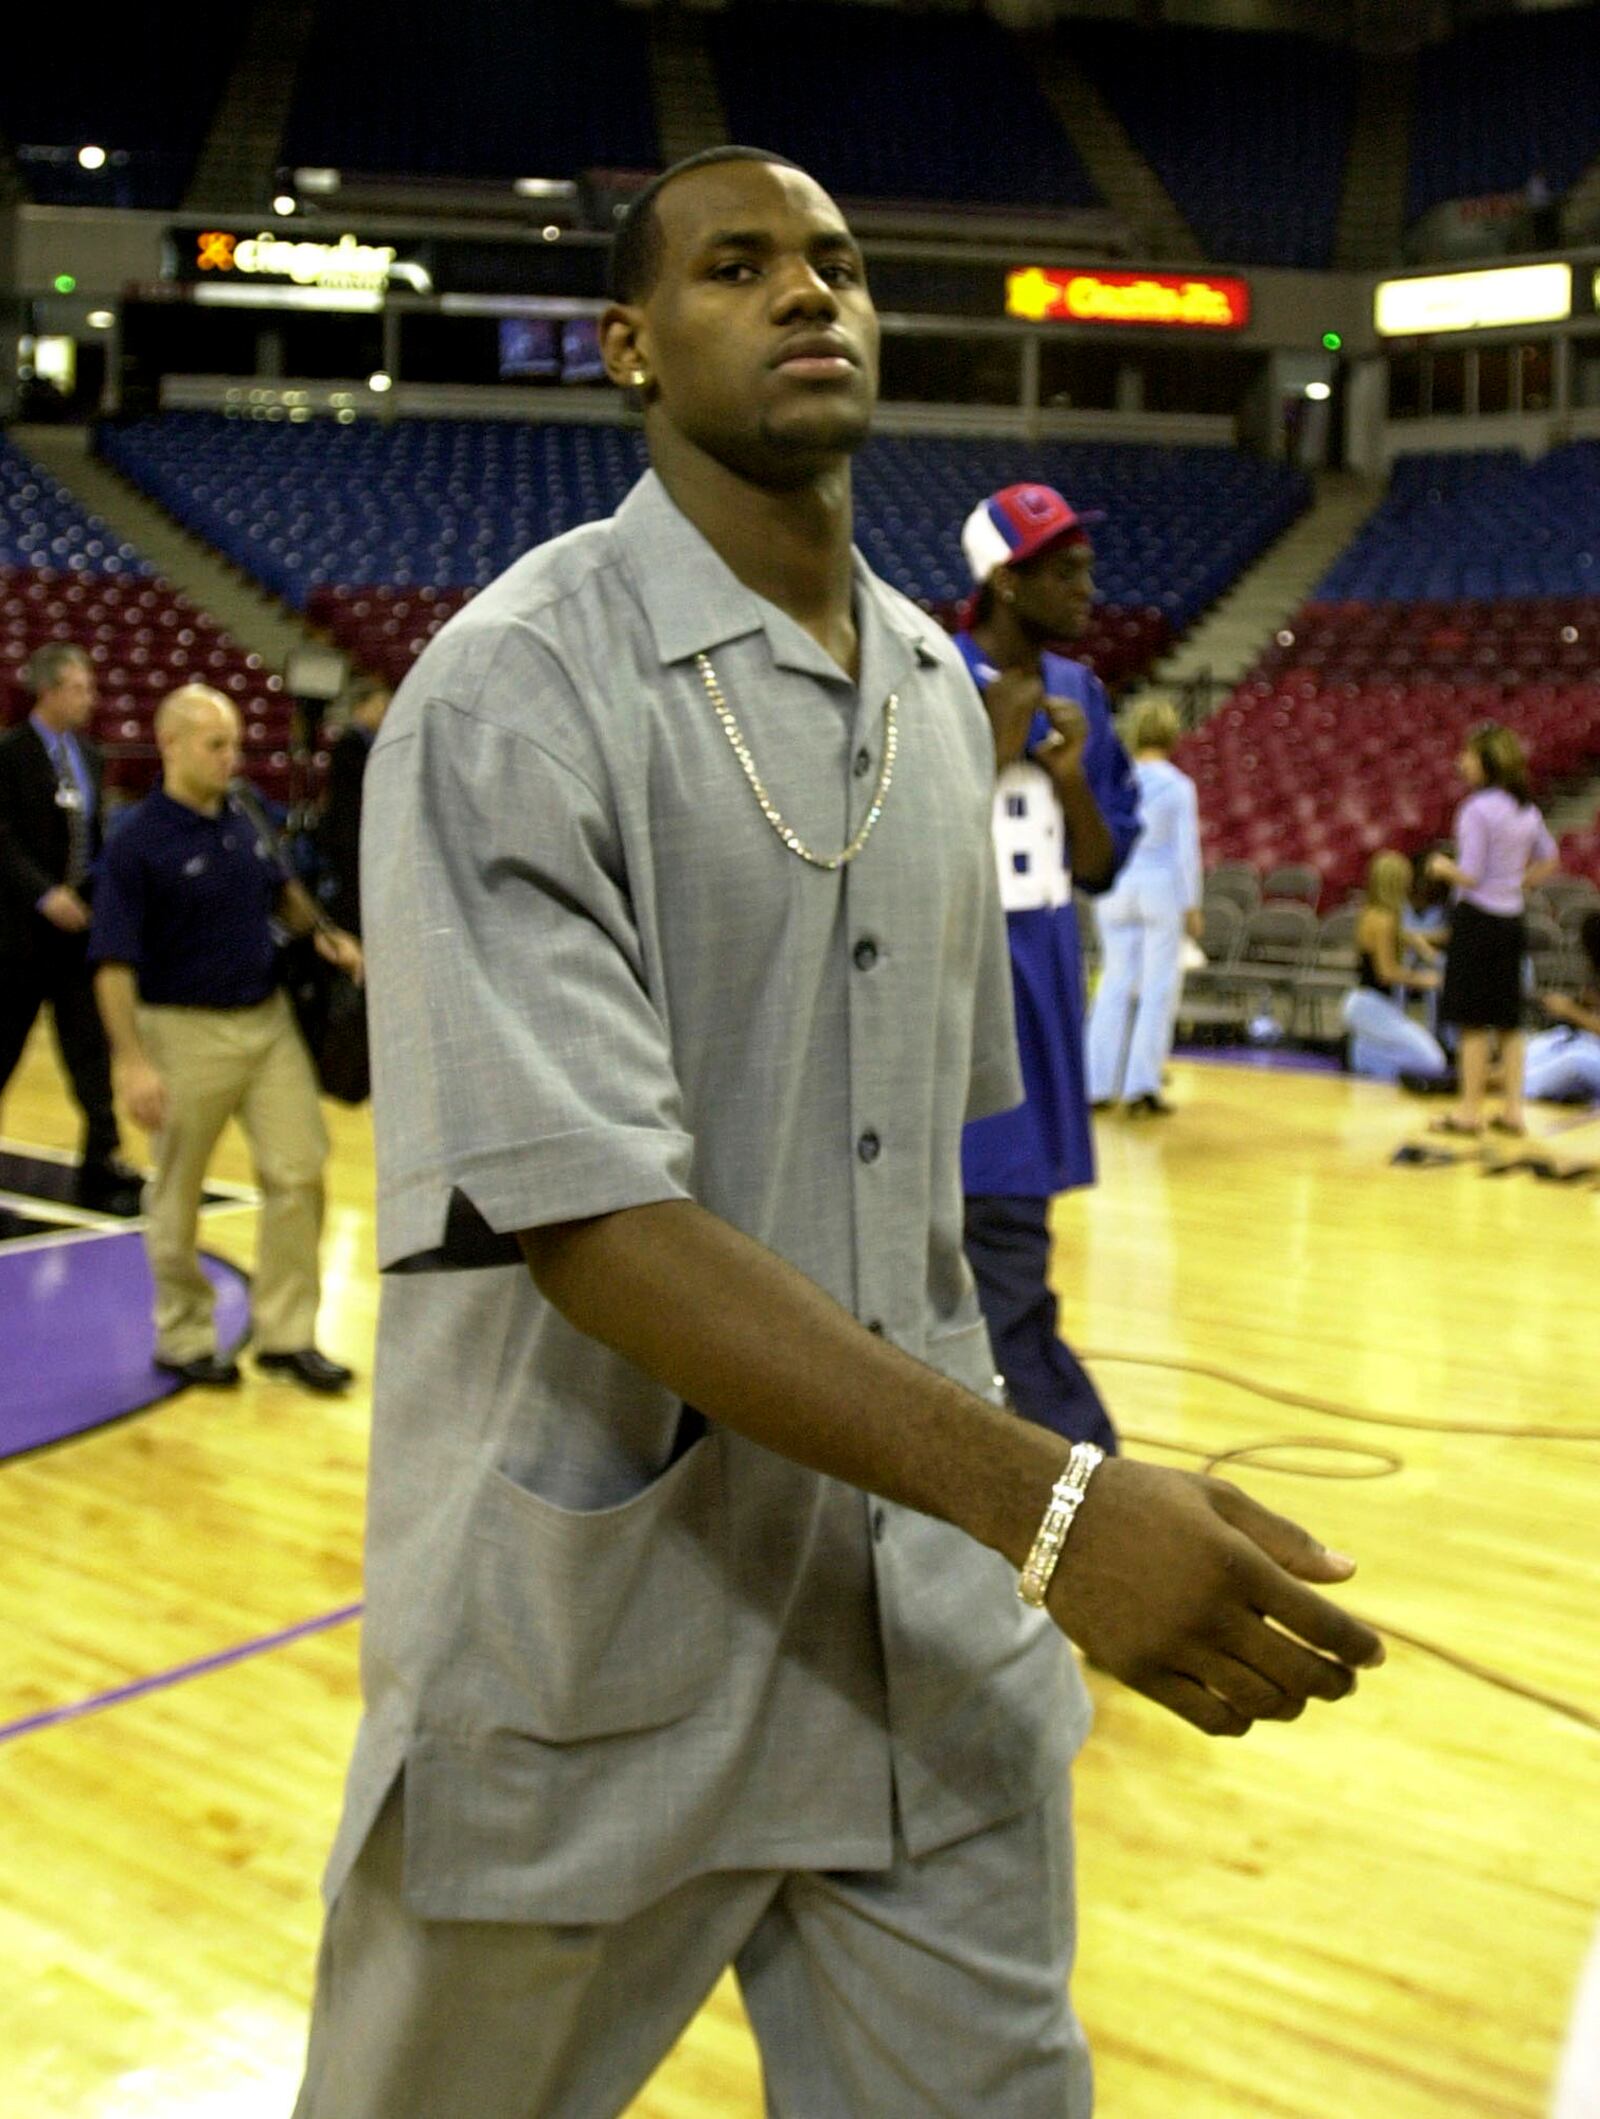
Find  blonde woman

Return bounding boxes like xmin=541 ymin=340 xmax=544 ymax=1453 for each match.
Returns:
xmin=1427 ymin=722 xmax=1558 ymax=1135
xmin=1085 ymin=697 xmax=1201 ymax=1114
xmin=1340 ymin=851 xmax=1449 ymax=1082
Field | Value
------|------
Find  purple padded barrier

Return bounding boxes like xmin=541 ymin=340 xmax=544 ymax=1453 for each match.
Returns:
xmin=0 ymin=1229 xmax=250 ymax=1459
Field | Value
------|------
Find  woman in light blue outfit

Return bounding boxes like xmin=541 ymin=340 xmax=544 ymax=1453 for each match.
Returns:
xmin=1085 ymin=699 xmax=1202 ymax=1115
xmin=1342 ymin=850 xmax=1450 ymax=1082
xmin=1525 ymin=909 xmax=1600 ymax=1102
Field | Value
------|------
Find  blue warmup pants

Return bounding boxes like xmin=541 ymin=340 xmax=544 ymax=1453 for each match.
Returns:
xmin=1342 ymin=988 xmax=1449 ymax=1083
xmin=963 ymin=1194 xmax=1117 ymax=1453
xmin=1524 ymin=1028 xmax=1600 ymax=1103
xmin=1085 ymin=873 xmax=1186 ymax=1104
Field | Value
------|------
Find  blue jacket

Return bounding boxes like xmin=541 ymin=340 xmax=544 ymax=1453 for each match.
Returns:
xmin=954 ymin=633 xmax=1140 ymax=1196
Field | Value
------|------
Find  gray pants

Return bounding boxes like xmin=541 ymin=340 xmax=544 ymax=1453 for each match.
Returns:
xmin=293 ymin=1779 xmax=1091 ymax=2118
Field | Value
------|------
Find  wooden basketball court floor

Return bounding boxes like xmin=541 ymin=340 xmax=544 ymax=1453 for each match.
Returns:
xmin=1 ymin=1025 xmax=1596 ymax=2119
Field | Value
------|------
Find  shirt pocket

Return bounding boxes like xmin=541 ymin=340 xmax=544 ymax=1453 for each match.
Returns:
xmin=463 ymin=1431 xmax=726 ymax=1743
xmin=923 ymin=1316 xmax=1004 ymax=1403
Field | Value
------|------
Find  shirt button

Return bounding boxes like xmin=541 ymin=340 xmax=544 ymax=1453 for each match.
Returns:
xmin=852 ymin=936 xmax=878 ymax=971
xmin=853 ymin=746 xmax=872 ymax=778
xmin=856 ymin=1130 xmax=881 ymax=1164
xmin=871 ymin=1506 xmax=888 ymax=1542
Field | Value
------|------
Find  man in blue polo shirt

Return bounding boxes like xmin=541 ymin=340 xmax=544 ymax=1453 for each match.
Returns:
xmin=955 ymin=484 xmax=1140 ymax=1453
xmin=90 ymin=684 xmax=362 ymax=1391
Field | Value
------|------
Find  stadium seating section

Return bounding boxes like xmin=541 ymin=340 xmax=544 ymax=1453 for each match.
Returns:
xmin=707 ymin=3 xmax=1098 ymax=210
xmin=0 ymin=440 xmax=147 ymax=578
xmin=283 ymin=0 xmax=658 ymax=180
xmin=0 ymin=440 xmax=296 ymax=799
xmin=1067 ymin=22 xmax=1357 ymax=269
xmin=1318 ymin=447 xmax=1600 ymax=606
xmin=10 ymin=3 xmax=1600 ymax=255
xmin=1407 ymin=4 xmax=1600 ymax=225
xmin=0 ymin=6 xmax=241 ymax=210
xmin=7 ymin=420 xmax=1599 ymax=931
xmin=1184 ymin=445 xmax=1600 ymax=895
xmin=95 ymin=413 xmax=1310 ymax=699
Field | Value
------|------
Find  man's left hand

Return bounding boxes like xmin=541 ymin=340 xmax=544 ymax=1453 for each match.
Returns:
xmin=315 ymin=928 xmax=364 ymax=985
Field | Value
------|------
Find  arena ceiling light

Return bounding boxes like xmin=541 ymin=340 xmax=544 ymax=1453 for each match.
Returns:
xmin=273 ymin=195 xmax=298 ymax=216
xmin=1304 ymin=381 xmax=1332 ymax=401
xmin=77 ymin=144 xmax=106 ymax=171
xmin=86 ymin=310 xmax=115 ymax=330
xmin=1374 ymin=262 xmax=1572 ymax=336
xmin=195 ymin=282 xmax=384 ymax=313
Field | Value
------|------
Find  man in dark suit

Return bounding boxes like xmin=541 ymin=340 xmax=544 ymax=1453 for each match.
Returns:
xmin=0 ymin=643 xmax=140 ymax=1212
xmin=317 ymin=674 xmax=391 ymax=936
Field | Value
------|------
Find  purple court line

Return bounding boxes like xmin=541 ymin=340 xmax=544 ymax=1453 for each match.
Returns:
xmin=1174 ymin=1044 xmax=1344 ymax=1076
xmin=0 ymin=1601 xmax=363 ymax=1749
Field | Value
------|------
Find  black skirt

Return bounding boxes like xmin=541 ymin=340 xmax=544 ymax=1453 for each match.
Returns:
xmin=1439 ymin=900 xmax=1526 ymax=1031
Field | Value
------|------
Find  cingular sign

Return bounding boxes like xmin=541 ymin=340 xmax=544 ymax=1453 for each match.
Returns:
xmin=196 ymin=230 xmax=399 ymax=290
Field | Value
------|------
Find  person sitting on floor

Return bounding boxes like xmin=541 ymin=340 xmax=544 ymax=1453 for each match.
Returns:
xmin=1524 ymin=910 xmax=1600 ymax=1105
xmin=1341 ymin=851 xmax=1449 ymax=1084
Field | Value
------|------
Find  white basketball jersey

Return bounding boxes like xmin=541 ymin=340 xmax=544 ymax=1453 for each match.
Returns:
xmin=993 ymin=760 xmax=1070 ymax=911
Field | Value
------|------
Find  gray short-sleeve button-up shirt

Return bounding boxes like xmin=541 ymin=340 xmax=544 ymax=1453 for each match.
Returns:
xmin=327 ymin=471 xmax=1088 ymax=1924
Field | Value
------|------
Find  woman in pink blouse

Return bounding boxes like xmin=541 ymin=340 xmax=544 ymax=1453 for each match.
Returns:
xmin=1426 ymin=723 xmax=1558 ymax=1136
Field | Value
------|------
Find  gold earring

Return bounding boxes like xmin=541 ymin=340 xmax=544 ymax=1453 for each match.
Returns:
xmin=630 ymin=369 xmax=648 ymax=387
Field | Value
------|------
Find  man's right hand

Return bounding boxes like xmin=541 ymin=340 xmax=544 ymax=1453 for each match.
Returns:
xmin=1048 ymin=1456 xmax=1384 ymax=1736
xmin=982 ymin=670 xmax=1046 ymax=768
xmin=115 ymin=1056 xmax=168 ymax=1135
xmin=39 ymin=885 xmax=90 ymax=933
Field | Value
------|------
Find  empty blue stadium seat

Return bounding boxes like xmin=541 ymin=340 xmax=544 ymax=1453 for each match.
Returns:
xmin=1068 ymin=22 xmax=1356 ymax=268
xmin=1407 ymin=8 xmax=1600 ymax=224
xmin=0 ymin=439 xmax=150 ymax=574
xmin=1317 ymin=445 xmax=1600 ymax=603
xmin=709 ymin=2 xmax=1099 ymax=210
xmin=283 ymin=0 xmax=658 ymax=180
xmin=96 ymin=413 xmax=1307 ymax=640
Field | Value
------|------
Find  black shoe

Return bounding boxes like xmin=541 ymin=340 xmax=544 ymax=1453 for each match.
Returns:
xmin=156 ymin=1352 xmax=242 ymax=1389
xmin=1126 ymin=1094 xmax=1176 ymax=1117
xmin=256 ymin=1347 xmax=354 ymax=1393
xmin=77 ymin=1160 xmax=144 ymax=1216
xmin=1398 ymin=1070 xmax=1457 ymax=1097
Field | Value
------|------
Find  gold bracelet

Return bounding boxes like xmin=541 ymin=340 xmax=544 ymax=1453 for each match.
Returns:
xmin=1017 ymin=1443 xmax=1105 ymax=1608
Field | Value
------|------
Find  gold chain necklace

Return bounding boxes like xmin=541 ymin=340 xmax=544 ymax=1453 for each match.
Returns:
xmin=695 ymin=652 xmax=898 ymax=872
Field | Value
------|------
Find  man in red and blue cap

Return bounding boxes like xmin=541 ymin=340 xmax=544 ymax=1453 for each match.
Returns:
xmin=954 ymin=483 xmax=1140 ymax=1453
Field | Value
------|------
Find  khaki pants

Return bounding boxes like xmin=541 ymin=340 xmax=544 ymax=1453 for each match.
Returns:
xmin=139 ymin=992 xmax=328 ymax=1364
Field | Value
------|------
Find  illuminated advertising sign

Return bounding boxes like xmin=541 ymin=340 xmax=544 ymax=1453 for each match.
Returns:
xmin=1374 ymin=262 xmax=1571 ymax=336
xmin=192 ymin=230 xmax=431 ymax=294
xmin=1006 ymin=266 xmax=1251 ymax=330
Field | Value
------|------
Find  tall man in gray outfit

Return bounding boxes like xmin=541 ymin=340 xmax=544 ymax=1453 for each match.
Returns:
xmin=294 ymin=147 xmax=1383 ymax=2119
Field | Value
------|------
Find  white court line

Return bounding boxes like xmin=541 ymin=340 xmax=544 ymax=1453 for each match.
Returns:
xmin=0 ymin=1210 xmax=126 ymax=1258
xmin=0 ymin=1137 xmax=260 ymax=1220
